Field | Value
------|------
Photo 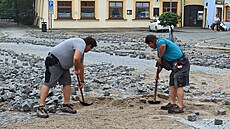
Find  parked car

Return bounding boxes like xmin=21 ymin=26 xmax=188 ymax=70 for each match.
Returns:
xmin=149 ymin=18 xmax=174 ymax=32
xmin=139 ymin=11 xmax=149 ymax=18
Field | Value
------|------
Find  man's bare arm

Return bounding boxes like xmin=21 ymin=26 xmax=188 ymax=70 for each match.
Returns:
xmin=73 ymin=50 xmax=82 ymax=74
xmin=158 ymin=44 xmax=166 ymax=58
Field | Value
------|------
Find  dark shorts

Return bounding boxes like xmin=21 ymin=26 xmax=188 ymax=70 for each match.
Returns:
xmin=44 ymin=53 xmax=71 ymax=88
xmin=169 ymin=55 xmax=190 ymax=88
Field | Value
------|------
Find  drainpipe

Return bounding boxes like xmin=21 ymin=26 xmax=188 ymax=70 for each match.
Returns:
xmin=223 ymin=0 xmax=225 ymax=22
xmin=180 ymin=0 xmax=182 ymax=27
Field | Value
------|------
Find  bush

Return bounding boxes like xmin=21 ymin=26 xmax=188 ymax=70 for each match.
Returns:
xmin=158 ymin=11 xmax=181 ymax=28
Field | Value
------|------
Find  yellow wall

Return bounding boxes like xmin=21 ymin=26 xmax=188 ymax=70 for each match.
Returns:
xmin=35 ymin=0 xmax=204 ymax=28
xmin=52 ymin=0 xmax=155 ymax=28
xmin=184 ymin=0 xmax=203 ymax=6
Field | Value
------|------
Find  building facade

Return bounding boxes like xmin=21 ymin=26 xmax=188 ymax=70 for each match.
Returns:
xmin=203 ymin=0 xmax=230 ymax=30
xmin=35 ymin=0 xmax=205 ymax=29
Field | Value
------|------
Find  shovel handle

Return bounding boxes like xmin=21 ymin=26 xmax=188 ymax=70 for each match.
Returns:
xmin=154 ymin=79 xmax=158 ymax=101
xmin=77 ymin=75 xmax=85 ymax=102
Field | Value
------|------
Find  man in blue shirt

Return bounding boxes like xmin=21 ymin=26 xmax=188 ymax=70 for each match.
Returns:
xmin=145 ymin=35 xmax=190 ymax=114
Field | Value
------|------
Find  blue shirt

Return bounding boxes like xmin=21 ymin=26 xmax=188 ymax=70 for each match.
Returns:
xmin=156 ymin=38 xmax=183 ymax=62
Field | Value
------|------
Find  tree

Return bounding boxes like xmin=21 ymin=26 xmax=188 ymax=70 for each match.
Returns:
xmin=158 ymin=11 xmax=181 ymax=41
xmin=0 ymin=0 xmax=35 ymax=25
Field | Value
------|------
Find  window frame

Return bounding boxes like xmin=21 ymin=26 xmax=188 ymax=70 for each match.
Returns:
xmin=153 ymin=8 xmax=159 ymax=17
xmin=80 ymin=1 xmax=96 ymax=19
xmin=226 ymin=6 xmax=230 ymax=22
xmin=135 ymin=2 xmax=150 ymax=19
xmin=216 ymin=0 xmax=224 ymax=4
xmin=109 ymin=1 xmax=124 ymax=19
xmin=163 ymin=2 xmax=177 ymax=13
xmin=57 ymin=1 xmax=73 ymax=20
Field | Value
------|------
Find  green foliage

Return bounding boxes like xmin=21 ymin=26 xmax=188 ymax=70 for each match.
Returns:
xmin=158 ymin=11 xmax=181 ymax=27
xmin=0 ymin=0 xmax=35 ymax=25
xmin=0 ymin=0 xmax=15 ymax=18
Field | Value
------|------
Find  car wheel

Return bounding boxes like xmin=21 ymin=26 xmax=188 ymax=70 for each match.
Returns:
xmin=155 ymin=26 xmax=158 ymax=32
xmin=149 ymin=26 xmax=152 ymax=32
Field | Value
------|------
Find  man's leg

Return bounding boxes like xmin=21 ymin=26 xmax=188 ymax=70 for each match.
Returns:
xmin=39 ymin=85 xmax=50 ymax=106
xmin=217 ymin=24 xmax=220 ymax=31
xmin=211 ymin=24 xmax=214 ymax=30
xmin=61 ymin=84 xmax=77 ymax=114
xmin=37 ymin=85 xmax=50 ymax=118
xmin=177 ymin=87 xmax=184 ymax=108
xmin=168 ymin=86 xmax=185 ymax=114
xmin=169 ymin=86 xmax=177 ymax=104
xmin=169 ymin=72 xmax=177 ymax=104
xmin=160 ymin=73 xmax=177 ymax=110
xmin=63 ymin=85 xmax=71 ymax=104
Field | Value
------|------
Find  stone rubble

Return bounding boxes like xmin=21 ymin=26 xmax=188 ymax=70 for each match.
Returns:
xmin=0 ymin=29 xmax=230 ymax=128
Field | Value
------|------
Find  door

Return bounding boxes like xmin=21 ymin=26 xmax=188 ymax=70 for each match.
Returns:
xmin=184 ymin=5 xmax=204 ymax=27
xmin=217 ymin=8 xmax=222 ymax=21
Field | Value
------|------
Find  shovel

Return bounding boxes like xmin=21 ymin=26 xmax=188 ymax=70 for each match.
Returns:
xmin=148 ymin=79 xmax=161 ymax=104
xmin=76 ymin=75 xmax=93 ymax=106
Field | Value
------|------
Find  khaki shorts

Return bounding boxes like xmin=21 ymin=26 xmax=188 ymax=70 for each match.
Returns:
xmin=44 ymin=54 xmax=71 ymax=88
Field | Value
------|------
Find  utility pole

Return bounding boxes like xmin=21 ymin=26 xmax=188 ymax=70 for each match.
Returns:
xmin=170 ymin=0 xmax=172 ymax=12
xmin=169 ymin=0 xmax=173 ymax=41
xmin=48 ymin=0 xmax=54 ymax=32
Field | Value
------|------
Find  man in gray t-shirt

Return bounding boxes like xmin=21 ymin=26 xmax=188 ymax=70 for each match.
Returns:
xmin=37 ymin=36 xmax=97 ymax=118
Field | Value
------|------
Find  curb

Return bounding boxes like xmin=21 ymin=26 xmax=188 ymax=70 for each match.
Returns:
xmin=195 ymin=42 xmax=230 ymax=50
xmin=195 ymin=35 xmax=230 ymax=50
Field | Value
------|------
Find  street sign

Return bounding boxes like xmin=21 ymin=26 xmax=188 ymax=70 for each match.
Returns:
xmin=48 ymin=0 xmax=54 ymax=32
xmin=49 ymin=1 xmax=54 ymax=8
xmin=48 ymin=0 xmax=54 ymax=14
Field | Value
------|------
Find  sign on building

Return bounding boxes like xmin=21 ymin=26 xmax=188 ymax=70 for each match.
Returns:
xmin=49 ymin=0 xmax=54 ymax=14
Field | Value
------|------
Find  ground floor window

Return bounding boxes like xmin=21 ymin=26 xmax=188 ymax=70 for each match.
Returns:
xmin=226 ymin=6 xmax=230 ymax=22
xmin=81 ymin=1 xmax=95 ymax=19
xmin=109 ymin=1 xmax=123 ymax=19
xmin=163 ymin=2 xmax=177 ymax=13
xmin=135 ymin=2 xmax=150 ymax=19
xmin=57 ymin=1 xmax=72 ymax=19
xmin=153 ymin=8 xmax=159 ymax=17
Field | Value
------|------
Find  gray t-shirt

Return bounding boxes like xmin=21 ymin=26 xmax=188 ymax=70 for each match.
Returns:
xmin=50 ymin=38 xmax=86 ymax=69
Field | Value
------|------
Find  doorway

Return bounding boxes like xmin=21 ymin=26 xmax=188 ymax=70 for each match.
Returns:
xmin=217 ymin=8 xmax=222 ymax=21
xmin=184 ymin=5 xmax=204 ymax=27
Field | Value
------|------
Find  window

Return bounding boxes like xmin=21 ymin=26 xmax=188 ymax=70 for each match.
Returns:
xmin=81 ymin=1 xmax=95 ymax=19
xmin=57 ymin=1 xmax=72 ymax=19
xmin=136 ymin=2 xmax=150 ymax=19
xmin=109 ymin=1 xmax=123 ymax=19
xmin=216 ymin=0 xmax=224 ymax=4
xmin=163 ymin=2 xmax=177 ymax=13
xmin=153 ymin=8 xmax=159 ymax=17
xmin=226 ymin=6 xmax=230 ymax=22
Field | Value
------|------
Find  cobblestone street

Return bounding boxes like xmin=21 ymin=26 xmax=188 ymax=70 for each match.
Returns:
xmin=0 ymin=27 xmax=230 ymax=129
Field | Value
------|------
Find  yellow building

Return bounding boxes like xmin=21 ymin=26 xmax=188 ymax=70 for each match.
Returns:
xmin=35 ymin=0 xmax=204 ymax=29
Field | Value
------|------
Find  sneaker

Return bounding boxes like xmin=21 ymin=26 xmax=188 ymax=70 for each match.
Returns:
xmin=168 ymin=105 xmax=184 ymax=114
xmin=61 ymin=104 xmax=77 ymax=114
xmin=161 ymin=103 xmax=177 ymax=110
xmin=37 ymin=106 xmax=49 ymax=118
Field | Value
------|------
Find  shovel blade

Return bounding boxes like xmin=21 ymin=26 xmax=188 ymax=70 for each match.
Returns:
xmin=79 ymin=100 xmax=93 ymax=106
xmin=148 ymin=100 xmax=161 ymax=104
